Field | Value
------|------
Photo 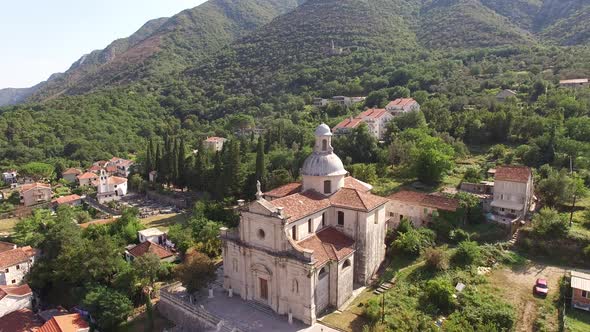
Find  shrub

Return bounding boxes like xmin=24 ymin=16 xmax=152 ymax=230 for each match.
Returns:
xmin=463 ymin=166 xmax=482 ymax=183
xmin=449 ymin=229 xmax=470 ymax=243
xmin=584 ymin=244 xmax=590 ymax=258
xmin=397 ymin=217 xmax=413 ymax=234
xmin=452 ymin=241 xmax=481 ymax=266
xmin=532 ymin=208 xmax=568 ymax=238
xmin=424 ymin=247 xmax=449 ymax=271
xmin=459 ymin=289 xmax=515 ymax=331
xmin=423 ymin=278 xmax=456 ymax=313
xmin=393 ymin=228 xmax=435 ymax=256
xmin=365 ymin=297 xmax=381 ymax=323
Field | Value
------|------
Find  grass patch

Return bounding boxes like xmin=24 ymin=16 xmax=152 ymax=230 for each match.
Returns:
xmin=0 ymin=217 xmax=19 ymax=234
xmin=566 ymin=307 xmax=590 ymax=332
xmin=464 ymin=222 xmax=510 ymax=243
xmin=141 ymin=213 xmax=188 ymax=231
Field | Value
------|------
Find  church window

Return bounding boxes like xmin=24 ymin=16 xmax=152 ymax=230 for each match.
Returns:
xmin=232 ymin=259 xmax=238 ymax=273
xmin=257 ymin=229 xmax=266 ymax=240
xmin=324 ymin=180 xmax=331 ymax=194
xmin=321 ymin=213 xmax=325 ymax=227
xmin=337 ymin=211 xmax=344 ymax=226
xmin=322 ymin=139 xmax=327 ymax=151
xmin=342 ymin=259 xmax=351 ymax=269
xmin=308 ymin=219 xmax=312 ymax=233
xmin=374 ymin=213 xmax=379 ymax=225
xmin=292 ymin=225 xmax=298 ymax=240
xmin=318 ymin=267 xmax=327 ymax=279
xmin=292 ymin=279 xmax=299 ymax=294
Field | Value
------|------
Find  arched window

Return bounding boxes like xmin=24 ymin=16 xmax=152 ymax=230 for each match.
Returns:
xmin=321 ymin=212 xmax=325 ymax=227
xmin=318 ymin=267 xmax=327 ymax=279
xmin=292 ymin=225 xmax=298 ymax=240
xmin=337 ymin=211 xmax=344 ymax=226
xmin=342 ymin=259 xmax=351 ymax=270
xmin=232 ymin=258 xmax=238 ymax=273
xmin=292 ymin=279 xmax=299 ymax=293
xmin=323 ymin=180 xmax=331 ymax=194
xmin=307 ymin=219 xmax=312 ymax=233
xmin=322 ymin=139 xmax=328 ymax=151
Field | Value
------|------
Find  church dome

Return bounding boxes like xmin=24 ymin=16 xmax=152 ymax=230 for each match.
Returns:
xmin=315 ymin=123 xmax=332 ymax=136
xmin=301 ymin=153 xmax=347 ymax=177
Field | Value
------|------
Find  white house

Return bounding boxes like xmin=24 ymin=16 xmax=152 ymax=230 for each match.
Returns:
xmin=108 ymin=157 xmax=134 ymax=178
xmin=560 ymin=79 xmax=589 ymax=88
xmin=221 ymin=124 xmax=389 ymax=325
xmin=385 ymin=98 xmax=420 ymax=115
xmin=333 ymin=108 xmax=393 ymax=140
xmin=489 ymin=166 xmax=534 ymax=225
xmin=1 ymin=171 xmax=17 ymax=185
xmin=138 ymin=228 xmax=167 ymax=245
xmin=0 ymin=245 xmax=37 ymax=286
xmin=204 ymin=137 xmax=227 ymax=152
xmin=76 ymin=172 xmax=98 ymax=186
xmin=331 ymin=96 xmax=365 ymax=107
xmin=313 ymin=98 xmax=329 ymax=107
xmin=0 ymin=284 xmax=32 ymax=318
xmin=61 ymin=168 xmax=82 ymax=183
xmin=94 ymin=169 xmax=128 ymax=204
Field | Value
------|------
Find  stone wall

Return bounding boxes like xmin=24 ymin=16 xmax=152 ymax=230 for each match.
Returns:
xmin=157 ymin=295 xmax=212 ymax=332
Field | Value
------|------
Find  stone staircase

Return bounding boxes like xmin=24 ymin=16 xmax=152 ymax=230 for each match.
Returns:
xmin=373 ymin=281 xmax=394 ymax=295
xmin=246 ymin=300 xmax=276 ymax=317
xmin=506 ymin=228 xmax=520 ymax=248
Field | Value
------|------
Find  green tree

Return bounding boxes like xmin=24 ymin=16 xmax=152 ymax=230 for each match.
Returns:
xmin=532 ymin=208 xmax=568 ymax=237
xmin=424 ymin=278 xmax=457 ymax=313
xmin=133 ymin=253 xmax=164 ymax=292
xmin=20 ymin=162 xmax=55 ymax=180
xmin=174 ymin=250 xmax=216 ymax=294
xmin=83 ymin=286 xmax=133 ymax=330
xmin=255 ymin=135 xmax=266 ymax=187
xmin=452 ymin=241 xmax=481 ymax=266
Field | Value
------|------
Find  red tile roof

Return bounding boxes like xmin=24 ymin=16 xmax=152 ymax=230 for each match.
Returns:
xmin=495 ymin=165 xmax=531 ymax=183
xmin=19 ymin=183 xmax=51 ymax=193
xmin=38 ymin=313 xmax=89 ymax=332
xmin=52 ymin=194 xmax=81 ymax=205
xmin=343 ymin=177 xmax=372 ymax=192
xmin=330 ymin=187 xmax=388 ymax=211
xmin=264 ymin=182 xmax=302 ymax=198
xmin=77 ymin=172 xmax=97 ymax=180
xmin=0 ymin=246 xmax=36 ymax=269
xmin=297 ymin=227 xmax=355 ymax=267
xmin=0 ymin=241 xmax=16 ymax=253
xmin=62 ymin=168 xmax=82 ymax=175
xmin=79 ymin=218 xmax=116 ymax=229
xmin=386 ymin=98 xmax=418 ymax=108
xmin=205 ymin=137 xmax=226 ymax=142
xmin=359 ymin=108 xmax=388 ymax=119
xmin=87 ymin=165 xmax=101 ymax=172
xmin=105 ymin=165 xmax=118 ymax=173
xmin=271 ymin=191 xmax=331 ymax=222
xmin=387 ymin=190 xmax=458 ymax=212
xmin=0 ymin=284 xmax=32 ymax=300
xmin=127 ymin=241 xmax=174 ymax=260
xmin=0 ymin=309 xmax=42 ymax=332
xmin=333 ymin=117 xmax=362 ymax=130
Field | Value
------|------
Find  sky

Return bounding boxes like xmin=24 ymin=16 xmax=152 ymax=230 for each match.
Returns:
xmin=0 ymin=0 xmax=206 ymax=89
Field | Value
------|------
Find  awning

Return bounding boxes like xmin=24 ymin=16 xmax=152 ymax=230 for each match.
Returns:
xmin=490 ymin=200 xmax=523 ymax=211
xmin=572 ymin=271 xmax=590 ymax=292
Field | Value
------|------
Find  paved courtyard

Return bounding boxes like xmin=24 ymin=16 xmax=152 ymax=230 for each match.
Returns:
xmin=166 ymin=268 xmax=340 ymax=332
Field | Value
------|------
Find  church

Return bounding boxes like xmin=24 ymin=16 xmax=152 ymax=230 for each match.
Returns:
xmin=220 ymin=124 xmax=389 ymax=325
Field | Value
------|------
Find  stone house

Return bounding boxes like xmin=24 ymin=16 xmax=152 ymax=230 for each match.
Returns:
xmin=496 ymin=89 xmax=517 ymax=102
xmin=490 ymin=166 xmax=534 ymax=224
xmin=571 ymin=270 xmax=590 ymax=311
xmin=313 ymin=98 xmax=329 ymax=107
xmin=386 ymin=190 xmax=459 ymax=229
xmin=19 ymin=183 xmax=52 ymax=207
xmin=204 ymin=137 xmax=227 ymax=152
xmin=108 ymin=157 xmax=134 ymax=178
xmin=560 ymin=79 xmax=589 ymax=88
xmin=220 ymin=124 xmax=389 ymax=325
xmin=0 ymin=244 xmax=37 ymax=285
xmin=76 ymin=172 xmax=98 ymax=186
xmin=61 ymin=168 xmax=82 ymax=183
xmin=52 ymin=194 xmax=82 ymax=207
xmin=385 ymin=98 xmax=420 ymax=115
xmin=0 ymin=284 xmax=33 ymax=318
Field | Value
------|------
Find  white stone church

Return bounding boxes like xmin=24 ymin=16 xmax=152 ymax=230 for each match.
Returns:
xmin=221 ymin=124 xmax=389 ymax=325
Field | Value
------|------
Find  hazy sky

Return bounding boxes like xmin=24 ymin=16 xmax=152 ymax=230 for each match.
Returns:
xmin=0 ymin=0 xmax=206 ymax=89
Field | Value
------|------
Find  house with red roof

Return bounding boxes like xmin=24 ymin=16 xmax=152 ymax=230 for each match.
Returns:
xmin=203 ymin=136 xmax=227 ymax=152
xmin=125 ymin=241 xmax=176 ymax=263
xmin=220 ymin=124 xmax=390 ymax=325
xmin=385 ymin=98 xmax=420 ymax=115
xmin=489 ymin=165 xmax=534 ymax=224
xmin=61 ymin=168 xmax=82 ymax=183
xmin=0 ymin=243 xmax=37 ymax=286
xmin=76 ymin=172 xmax=98 ymax=186
xmin=38 ymin=313 xmax=89 ymax=332
xmin=333 ymin=108 xmax=394 ymax=140
xmin=52 ymin=194 xmax=82 ymax=207
xmin=386 ymin=190 xmax=459 ymax=229
xmin=108 ymin=157 xmax=134 ymax=177
xmin=19 ymin=183 xmax=52 ymax=207
xmin=0 ymin=284 xmax=33 ymax=317
xmin=93 ymin=169 xmax=128 ymax=204
xmin=0 ymin=309 xmax=43 ymax=331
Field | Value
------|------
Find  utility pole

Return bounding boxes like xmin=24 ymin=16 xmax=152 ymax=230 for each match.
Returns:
xmin=381 ymin=291 xmax=385 ymax=325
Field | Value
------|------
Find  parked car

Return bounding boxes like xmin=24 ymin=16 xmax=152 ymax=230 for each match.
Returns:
xmin=534 ymin=278 xmax=549 ymax=297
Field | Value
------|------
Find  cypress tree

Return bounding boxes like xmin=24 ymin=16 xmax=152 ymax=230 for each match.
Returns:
xmin=171 ymin=138 xmax=179 ymax=186
xmin=146 ymin=138 xmax=154 ymax=178
xmin=177 ymin=138 xmax=187 ymax=190
xmin=155 ymin=143 xmax=161 ymax=173
xmin=255 ymin=136 xmax=265 ymax=189
xmin=212 ymin=151 xmax=223 ymax=198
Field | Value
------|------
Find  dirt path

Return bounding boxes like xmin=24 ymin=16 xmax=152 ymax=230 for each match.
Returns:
xmin=486 ymin=263 xmax=567 ymax=332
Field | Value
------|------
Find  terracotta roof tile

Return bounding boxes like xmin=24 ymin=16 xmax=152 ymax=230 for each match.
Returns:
xmin=106 ymin=165 xmax=118 ymax=172
xmin=0 ymin=309 xmax=42 ymax=332
xmin=330 ymin=187 xmax=388 ymax=211
xmin=205 ymin=137 xmax=226 ymax=142
xmin=272 ymin=191 xmax=331 ymax=222
xmin=52 ymin=194 xmax=81 ymax=205
xmin=127 ymin=241 xmax=174 ymax=260
xmin=0 ymin=246 xmax=36 ymax=269
xmin=19 ymin=183 xmax=51 ymax=193
xmin=0 ymin=284 xmax=32 ymax=299
xmin=495 ymin=165 xmax=531 ymax=183
xmin=333 ymin=117 xmax=362 ymax=130
xmin=297 ymin=227 xmax=355 ymax=267
xmin=387 ymin=190 xmax=459 ymax=212
xmin=387 ymin=190 xmax=428 ymax=204
xmin=77 ymin=172 xmax=97 ymax=180
xmin=38 ymin=313 xmax=89 ymax=332
xmin=62 ymin=168 xmax=82 ymax=175
xmin=386 ymin=98 xmax=418 ymax=108
xmin=343 ymin=177 xmax=372 ymax=192
xmin=359 ymin=108 xmax=388 ymax=119
xmin=0 ymin=241 xmax=16 ymax=253
xmin=87 ymin=165 xmax=101 ymax=172
xmin=264 ymin=182 xmax=302 ymax=198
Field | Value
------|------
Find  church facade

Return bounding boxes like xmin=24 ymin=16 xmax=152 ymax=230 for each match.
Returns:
xmin=220 ymin=124 xmax=389 ymax=325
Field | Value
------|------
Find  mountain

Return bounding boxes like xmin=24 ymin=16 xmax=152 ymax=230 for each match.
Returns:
xmin=24 ymin=0 xmax=304 ymax=103
xmin=0 ymin=86 xmax=37 ymax=106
